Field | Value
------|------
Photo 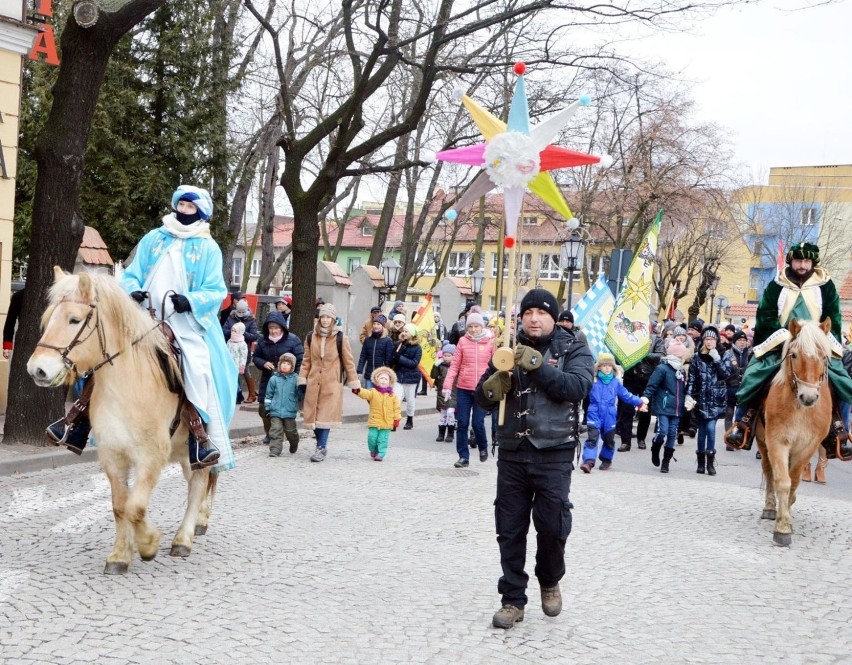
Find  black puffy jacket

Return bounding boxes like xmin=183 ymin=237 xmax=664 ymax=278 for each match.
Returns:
xmin=686 ymin=350 xmax=732 ymax=419
xmin=252 ymin=312 xmax=305 ymax=401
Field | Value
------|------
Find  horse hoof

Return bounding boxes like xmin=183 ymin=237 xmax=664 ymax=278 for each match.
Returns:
xmin=169 ymin=544 xmax=192 ymax=558
xmin=104 ymin=561 xmax=129 ymax=575
xmin=761 ymin=510 xmax=777 ymax=520
xmin=194 ymin=525 xmax=207 ymax=536
xmin=773 ymin=532 xmax=792 ymax=547
xmin=140 ymin=551 xmax=157 ymax=562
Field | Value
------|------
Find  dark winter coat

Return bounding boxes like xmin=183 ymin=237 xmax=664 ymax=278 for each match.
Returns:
xmin=392 ymin=340 xmax=423 ymax=384
xmin=723 ymin=345 xmax=752 ymax=404
xmin=643 ymin=360 xmax=686 ymax=417
xmin=476 ymin=326 xmax=594 ymax=459
xmin=252 ymin=312 xmax=305 ymax=401
xmin=431 ymin=361 xmax=457 ymax=409
xmin=222 ymin=312 xmax=259 ymax=361
xmin=357 ymin=331 xmax=394 ymax=379
xmin=686 ymin=350 xmax=732 ymax=420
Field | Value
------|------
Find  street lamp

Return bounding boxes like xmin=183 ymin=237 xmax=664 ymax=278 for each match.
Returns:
xmin=470 ymin=268 xmax=485 ymax=304
xmin=708 ymin=275 xmax=721 ymax=323
xmin=559 ymin=230 xmax=586 ymax=311
xmin=379 ymin=257 xmax=401 ymax=306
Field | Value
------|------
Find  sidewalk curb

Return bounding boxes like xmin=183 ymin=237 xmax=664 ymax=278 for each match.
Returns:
xmin=0 ymin=405 xmax=437 ymax=477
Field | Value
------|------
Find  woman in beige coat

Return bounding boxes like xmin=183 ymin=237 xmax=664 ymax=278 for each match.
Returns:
xmin=299 ymin=303 xmax=360 ymax=462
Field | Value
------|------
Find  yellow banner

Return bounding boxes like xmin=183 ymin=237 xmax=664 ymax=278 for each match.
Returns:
xmin=412 ymin=294 xmax=438 ymax=386
xmin=604 ymin=211 xmax=663 ymax=371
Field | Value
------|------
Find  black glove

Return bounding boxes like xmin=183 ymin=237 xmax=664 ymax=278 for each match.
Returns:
xmin=297 ymin=384 xmax=306 ymax=401
xmin=515 ymin=345 xmax=543 ymax=371
xmin=130 ymin=291 xmax=147 ymax=304
xmin=170 ymin=294 xmax=191 ymax=313
xmin=482 ymin=371 xmax=512 ymax=401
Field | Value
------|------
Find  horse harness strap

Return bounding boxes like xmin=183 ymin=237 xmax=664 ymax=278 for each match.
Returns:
xmin=786 ymin=351 xmax=828 ymax=403
xmin=64 ymin=374 xmax=96 ymax=427
xmin=158 ymin=321 xmax=209 ymax=445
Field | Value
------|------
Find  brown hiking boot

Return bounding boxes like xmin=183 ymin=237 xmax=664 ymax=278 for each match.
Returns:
xmin=541 ymin=585 xmax=562 ymax=617
xmin=492 ymin=604 xmax=524 ymax=629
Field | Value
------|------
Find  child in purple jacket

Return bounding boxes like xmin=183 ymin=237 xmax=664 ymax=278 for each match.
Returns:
xmin=580 ymin=353 xmax=644 ymax=473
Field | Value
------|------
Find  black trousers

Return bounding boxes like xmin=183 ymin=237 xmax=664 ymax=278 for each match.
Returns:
xmin=617 ymin=375 xmax=651 ymax=444
xmin=494 ymin=459 xmax=573 ymax=609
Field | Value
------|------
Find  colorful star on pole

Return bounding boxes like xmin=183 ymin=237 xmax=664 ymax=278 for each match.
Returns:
xmin=436 ymin=62 xmax=611 ymax=239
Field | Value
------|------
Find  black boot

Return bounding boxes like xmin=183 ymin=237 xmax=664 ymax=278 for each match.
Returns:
xmin=661 ymin=446 xmax=675 ymax=473
xmin=436 ymin=426 xmax=446 ymax=442
xmin=46 ymin=415 xmax=91 ymax=455
xmin=696 ymin=451 xmax=706 ymax=474
xmin=651 ymin=436 xmax=663 ymax=467
xmin=821 ymin=417 xmax=852 ymax=461
xmin=445 ymin=425 xmax=455 ymax=442
xmin=725 ymin=407 xmax=756 ymax=450
xmin=403 ymin=416 xmax=414 ymax=430
xmin=706 ymin=451 xmax=717 ymax=476
xmin=618 ymin=441 xmax=631 ymax=452
xmin=188 ymin=433 xmax=219 ymax=471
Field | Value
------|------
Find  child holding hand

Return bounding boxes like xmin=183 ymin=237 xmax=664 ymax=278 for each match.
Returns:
xmin=264 ymin=353 xmax=301 ymax=457
xmin=352 ymin=367 xmax=401 ymax=461
xmin=580 ymin=353 xmax=644 ymax=473
xmin=228 ymin=321 xmax=248 ymax=404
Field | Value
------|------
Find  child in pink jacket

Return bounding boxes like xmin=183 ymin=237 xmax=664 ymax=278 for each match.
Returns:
xmin=443 ymin=312 xmax=495 ymax=467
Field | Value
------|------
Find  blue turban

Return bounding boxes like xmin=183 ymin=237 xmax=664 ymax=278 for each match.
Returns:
xmin=171 ymin=185 xmax=213 ymax=222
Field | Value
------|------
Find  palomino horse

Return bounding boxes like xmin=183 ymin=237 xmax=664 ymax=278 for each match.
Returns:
xmin=755 ymin=318 xmax=832 ymax=547
xmin=27 ymin=267 xmax=218 ymax=574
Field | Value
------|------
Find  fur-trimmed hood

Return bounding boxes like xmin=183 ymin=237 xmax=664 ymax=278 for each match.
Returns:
xmin=593 ymin=362 xmax=623 ymax=380
xmin=371 ymin=366 xmax=397 ymax=386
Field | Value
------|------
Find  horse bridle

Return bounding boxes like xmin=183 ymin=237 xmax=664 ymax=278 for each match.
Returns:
xmin=785 ymin=348 xmax=829 ymax=403
xmin=36 ymin=294 xmax=161 ymax=377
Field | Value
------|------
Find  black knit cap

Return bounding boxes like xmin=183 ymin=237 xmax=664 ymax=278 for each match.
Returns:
xmin=786 ymin=242 xmax=819 ymax=265
xmin=688 ymin=319 xmax=704 ymax=333
xmin=557 ymin=310 xmax=574 ymax=323
xmin=731 ymin=330 xmax=748 ymax=344
xmin=701 ymin=325 xmax=720 ymax=342
xmin=519 ymin=289 xmax=559 ymax=321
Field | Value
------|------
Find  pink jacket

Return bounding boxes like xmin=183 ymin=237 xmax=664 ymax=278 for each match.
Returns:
xmin=444 ymin=333 xmax=495 ymax=391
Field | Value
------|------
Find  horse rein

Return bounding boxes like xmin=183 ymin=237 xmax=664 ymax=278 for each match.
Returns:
xmin=36 ymin=294 xmax=162 ymax=377
xmin=785 ymin=349 xmax=828 ymax=405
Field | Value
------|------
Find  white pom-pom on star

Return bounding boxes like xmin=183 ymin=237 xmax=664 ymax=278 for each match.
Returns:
xmin=452 ymin=87 xmax=466 ymax=102
xmin=421 ymin=150 xmax=436 ymax=164
xmin=596 ymin=154 xmax=613 ymax=168
xmin=566 ymin=217 xmax=580 ymax=231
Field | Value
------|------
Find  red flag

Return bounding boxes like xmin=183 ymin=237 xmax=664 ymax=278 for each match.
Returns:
xmin=776 ymin=239 xmax=785 ymax=276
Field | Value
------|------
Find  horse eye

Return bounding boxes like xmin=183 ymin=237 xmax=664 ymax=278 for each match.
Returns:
xmin=69 ymin=317 xmax=81 ymax=325
xmin=790 ymin=352 xmax=797 ymax=359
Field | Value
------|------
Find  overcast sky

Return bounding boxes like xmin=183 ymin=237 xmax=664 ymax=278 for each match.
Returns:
xmin=629 ymin=0 xmax=852 ymax=179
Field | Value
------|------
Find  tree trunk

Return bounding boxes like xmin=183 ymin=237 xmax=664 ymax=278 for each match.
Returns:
xmin=4 ymin=2 xmax=166 ymax=444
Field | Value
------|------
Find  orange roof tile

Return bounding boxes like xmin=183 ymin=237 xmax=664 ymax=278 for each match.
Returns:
xmin=839 ymin=271 xmax=852 ymax=300
xmin=78 ymin=227 xmax=114 ymax=266
xmin=726 ymin=303 xmax=757 ymax=317
xmin=360 ymin=264 xmax=386 ymax=289
xmin=320 ymin=260 xmax=352 ymax=286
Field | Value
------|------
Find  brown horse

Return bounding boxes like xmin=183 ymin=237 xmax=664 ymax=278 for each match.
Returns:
xmin=27 ymin=267 xmax=218 ymax=574
xmin=755 ymin=318 xmax=832 ymax=547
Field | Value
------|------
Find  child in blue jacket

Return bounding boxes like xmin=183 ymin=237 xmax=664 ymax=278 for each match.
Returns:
xmin=264 ymin=353 xmax=302 ymax=457
xmin=580 ymin=353 xmax=643 ymax=473
xmin=642 ymin=338 xmax=688 ymax=474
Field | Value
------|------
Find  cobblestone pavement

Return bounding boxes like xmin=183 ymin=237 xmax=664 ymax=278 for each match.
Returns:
xmin=1 ymin=416 xmax=851 ymax=664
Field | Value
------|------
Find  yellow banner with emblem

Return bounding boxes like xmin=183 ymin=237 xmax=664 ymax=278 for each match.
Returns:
xmin=604 ymin=210 xmax=663 ymax=371
xmin=412 ymin=293 xmax=438 ymax=386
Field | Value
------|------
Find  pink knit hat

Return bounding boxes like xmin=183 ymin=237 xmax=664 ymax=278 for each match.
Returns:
xmin=667 ymin=339 xmax=688 ymax=358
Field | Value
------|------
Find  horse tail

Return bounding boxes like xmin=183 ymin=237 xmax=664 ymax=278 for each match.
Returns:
xmin=207 ymin=470 xmax=219 ymax=506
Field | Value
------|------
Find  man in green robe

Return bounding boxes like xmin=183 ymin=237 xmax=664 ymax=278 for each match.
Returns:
xmin=724 ymin=242 xmax=852 ymax=460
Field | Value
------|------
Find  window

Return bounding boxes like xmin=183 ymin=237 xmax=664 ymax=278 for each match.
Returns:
xmin=447 ymin=251 xmax=472 ymax=277
xmin=483 ymin=216 xmax=493 ymax=225
xmin=360 ymin=223 xmax=374 ymax=236
xmin=588 ymin=254 xmax=611 ymax=277
xmin=523 ymin=215 xmax=538 ymax=226
xmin=418 ymin=250 xmax=437 ymax=276
xmin=706 ymin=221 xmax=726 ymax=240
xmin=250 ymin=258 xmax=262 ymax=278
xmin=490 ymin=252 xmax=529 ymax=278
xmin=751 ymin=236 xmax=764 ymax=258
xmin=801 ymin=207 xmax=817 ymax=226
xmin=489 ymin=296 xmax=507 ymax=311
xmin=231 ymin=257 xmax=243 ymax=285
xmin=348 ymin=257 xmax=361 ymax=273
xmin=538 ymin=254 xmax=562 ymax=280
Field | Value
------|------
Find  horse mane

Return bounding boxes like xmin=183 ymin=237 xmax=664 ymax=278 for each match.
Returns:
xmin=773 ymin=321 xmax=831 ymax=387
xmin=47 ymin=271 xmax=178 ymax=383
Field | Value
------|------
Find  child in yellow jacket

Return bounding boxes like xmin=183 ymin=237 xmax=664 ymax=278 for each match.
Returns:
xmin=352 ymin=367 xmax=402 ymax=461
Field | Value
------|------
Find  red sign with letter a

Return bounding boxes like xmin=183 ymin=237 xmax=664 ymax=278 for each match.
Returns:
xmin=28 ymin=0 xmax=60 ymax=66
